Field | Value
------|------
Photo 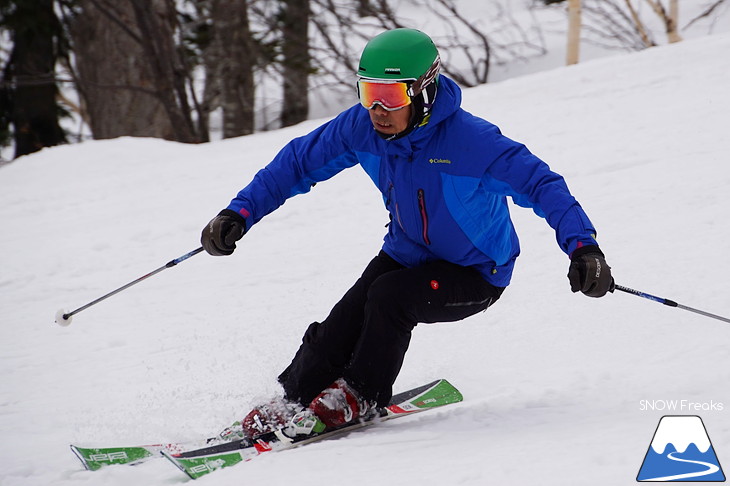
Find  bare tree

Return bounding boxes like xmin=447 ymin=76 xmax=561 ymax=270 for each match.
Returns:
xmin=280 ymin=0 xmax=311 ymax=127
xmin=1 ymin=0 xmax=66 ymax=158
xmin=684 ymin=0 xmax=728 ymax=30
xmin=65 ymin=0 xmax=202 ymax=143
xmin=211 ymin=0 xmax=256 ymax=137
xmin=644 ymin=0 xmax=682 ymax=43
xmin=130 ymin=0 xmax=202 ymax=142
xmin=308 ymin=0 xmax=545 ymax=90
xmin=566 ymin=0 xmax=581 ymax=64
xmin=308 ymin=0 xmax=375 ymax=88
xmin=547 ymin=0 xmax=689 ymax=51
xmin=177 ymin=0 xmax=216 ymax=138
xmin=420 ymin=0 xmax=493 ymax=86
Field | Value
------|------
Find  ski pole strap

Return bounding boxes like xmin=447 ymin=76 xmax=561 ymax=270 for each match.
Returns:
xmin=615 ymin=284 xmax=730 ymax=323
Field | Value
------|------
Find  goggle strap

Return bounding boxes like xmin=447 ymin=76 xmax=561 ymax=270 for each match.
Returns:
xmin=408 ymin=56 xmax=441 ymax=98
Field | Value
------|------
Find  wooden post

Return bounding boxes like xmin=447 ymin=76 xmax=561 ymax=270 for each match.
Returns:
xmin=567 ymin=0 xmax=581 ymax=65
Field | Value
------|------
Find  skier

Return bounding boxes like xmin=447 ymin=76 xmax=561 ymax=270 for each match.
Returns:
xmin=201 ymin=28 xmax=614 ymax=437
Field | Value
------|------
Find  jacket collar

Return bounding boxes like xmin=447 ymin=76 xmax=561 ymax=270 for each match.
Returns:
xmin=401 ymin=75 xmax=461 ymax=144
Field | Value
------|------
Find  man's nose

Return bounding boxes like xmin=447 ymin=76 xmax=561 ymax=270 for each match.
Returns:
xmin=371 ymin=104 xmax=389 ymax=116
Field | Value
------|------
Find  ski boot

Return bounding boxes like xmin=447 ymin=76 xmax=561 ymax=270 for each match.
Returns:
xmin=309 ymin=378 xmax=377 ymax=428
xmin=219 ymin=397 xmax=303 ymax=440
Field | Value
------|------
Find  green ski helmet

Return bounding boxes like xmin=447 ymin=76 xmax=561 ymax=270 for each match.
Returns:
xmin=357 ymin=28 xmax=441 ymax=138
xmin=358 ymin=28 xmax=440 ymax=86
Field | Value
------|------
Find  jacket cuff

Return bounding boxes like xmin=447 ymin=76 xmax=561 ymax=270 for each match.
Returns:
xmin=219 ymin=209 xmax=248 ymax=234
xmin=570 ymin=244 xmax=603 ymax=261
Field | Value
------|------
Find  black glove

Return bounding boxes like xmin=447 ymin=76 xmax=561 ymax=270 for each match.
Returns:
xmin=568 ymin=245 xmax=615 ymax=297
xmin=201 ymin=209 xmax=247 ymax=256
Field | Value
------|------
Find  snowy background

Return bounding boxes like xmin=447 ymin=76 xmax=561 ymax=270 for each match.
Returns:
xmin=2 ymin=9 xmax=730 ymax=486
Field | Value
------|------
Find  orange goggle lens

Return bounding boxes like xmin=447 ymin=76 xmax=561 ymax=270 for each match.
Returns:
xmin=357 ymin=80 xmax=411 ymax=111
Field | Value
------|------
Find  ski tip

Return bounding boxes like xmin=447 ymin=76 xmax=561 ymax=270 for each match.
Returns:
xmin=69 ymin=444 xmax=162 ymax=471
xmin=388 ymin=378 xmax=463 ymax=413
xmin=437 ymin=379 xmax=464 ymax=403
xmin=161 ymin=448 xmax=246 ymax=480
xmin=70 ymin=445 xmax=93 ymax=471
xmin=160 ymin=450 xmax=188 ymax=474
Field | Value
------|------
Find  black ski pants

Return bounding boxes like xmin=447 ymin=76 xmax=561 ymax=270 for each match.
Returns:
xmin=278 ymin=251 xmax=504 ymax=406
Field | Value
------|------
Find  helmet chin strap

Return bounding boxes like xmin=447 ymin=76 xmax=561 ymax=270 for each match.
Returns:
xmin=376 ymin=81 xmax=438 ymax=141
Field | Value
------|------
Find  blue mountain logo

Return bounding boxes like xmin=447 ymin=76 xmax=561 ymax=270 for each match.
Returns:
xmin=637 ymin=415 xmax=725 ymax=482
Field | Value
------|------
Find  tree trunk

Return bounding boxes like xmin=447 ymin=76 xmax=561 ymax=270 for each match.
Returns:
xmin=69 ymin=0 xmax=174 ymax=140
xmin=5 ymin=0 xmax=66 ymax=158
xmin=625 ymin=0 xmax=655 ymax=48
xmin=645 ymin=0 xmax=682 ymax=43
xmin=667 ymin=0 xmax=682 ymax=43
xmin=280 ymin=0 xmax=310 ymax=127
xmin=129 ymin=0 xmax=200 ymax=142
xmin=212 ymin=0 xmax=256 ymax=137
xmin=70 ymin=0 xmax=200 ymax=143
xmin=566 ymin=0 xmax=581 ymax=65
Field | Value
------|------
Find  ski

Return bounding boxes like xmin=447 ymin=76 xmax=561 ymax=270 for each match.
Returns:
xmin=162 ymin=378 xmax=462 ymax=479
xmin=70 ymin=440 xmax=214 ymax=471
xmin=69 ymin=379 xmax=461 ymax=474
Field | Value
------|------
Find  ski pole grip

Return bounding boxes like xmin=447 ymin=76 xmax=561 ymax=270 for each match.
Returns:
xmin=166 ymin=247 xmax=204 ymax=267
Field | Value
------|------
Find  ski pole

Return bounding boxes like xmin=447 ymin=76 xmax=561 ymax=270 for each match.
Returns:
xmin=614 ymin=284 xmax=730 ymax=323
xmin=55 ymin=247 xmax=204 ymax=326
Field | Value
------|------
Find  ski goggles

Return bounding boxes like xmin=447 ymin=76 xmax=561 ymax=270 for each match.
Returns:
xmin=357 ymin=79 xmax=412 ymax=111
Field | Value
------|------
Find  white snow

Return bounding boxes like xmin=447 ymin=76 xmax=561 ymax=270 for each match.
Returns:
xmin=1 ymin=33 xmax=730 ymax=486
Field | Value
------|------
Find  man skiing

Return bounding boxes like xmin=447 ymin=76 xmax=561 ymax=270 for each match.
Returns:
xmin=201 ymin=28 xmax=614 ymax=437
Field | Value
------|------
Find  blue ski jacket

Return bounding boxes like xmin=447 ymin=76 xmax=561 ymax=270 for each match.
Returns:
xmin=226 ymin=76 xmax=598 ymax=287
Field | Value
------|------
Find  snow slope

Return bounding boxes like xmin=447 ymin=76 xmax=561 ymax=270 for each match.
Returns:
xmin=1 ymin=34 xmax=729 ymax=486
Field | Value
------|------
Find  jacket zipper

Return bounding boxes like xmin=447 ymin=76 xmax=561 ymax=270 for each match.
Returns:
xmin=386 ymin=182 xmax=393 ymax=207
xmin=387 ymin=182 xmax=405 ymax=231
xmin=417 ymin=188 xmax=431 ymax=245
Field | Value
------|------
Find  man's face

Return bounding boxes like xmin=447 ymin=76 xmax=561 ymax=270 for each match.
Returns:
xmin=368 ymin=104 xmax=412 ymax=136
